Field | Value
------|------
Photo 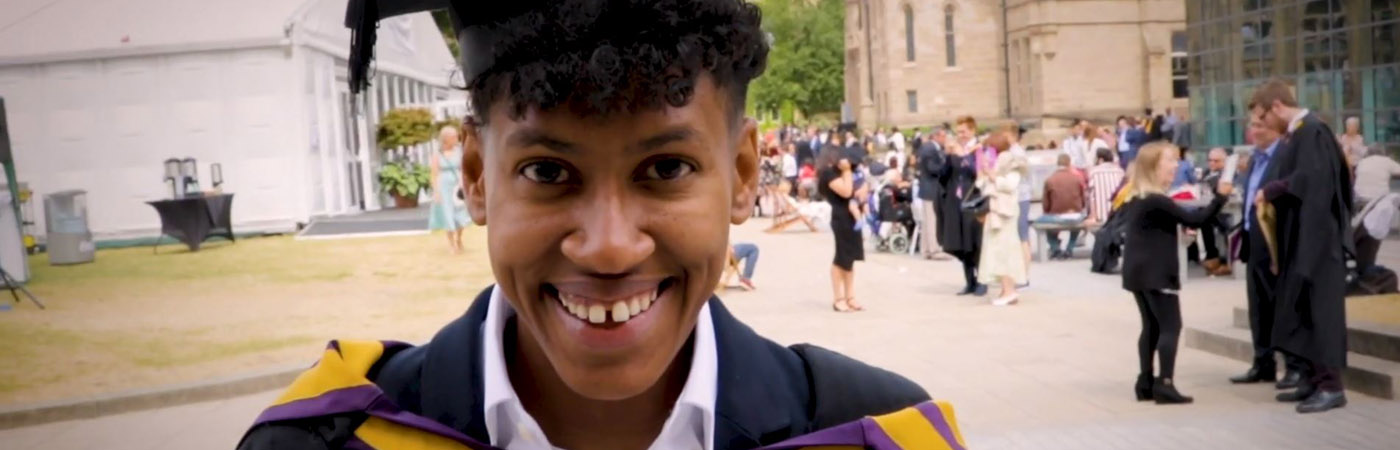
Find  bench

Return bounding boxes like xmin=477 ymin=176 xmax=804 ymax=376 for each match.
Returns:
xmin=1031 ymin=220 xmax=1100 ymax=262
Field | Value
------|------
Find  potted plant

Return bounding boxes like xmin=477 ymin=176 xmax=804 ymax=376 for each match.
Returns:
xmin=377 ymin=161 xmax=431 ymax=208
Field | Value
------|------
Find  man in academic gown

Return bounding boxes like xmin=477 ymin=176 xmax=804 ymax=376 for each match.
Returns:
xmin=1250 ymin=79 xmax=1353 ymax=414
xmin=237 ymin=0 xmax=962 ymax=448
xmin=1230 ymin=112 xmax=1306 ymax=389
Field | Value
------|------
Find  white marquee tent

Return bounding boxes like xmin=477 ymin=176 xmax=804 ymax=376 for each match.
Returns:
xmin=0 ymin=0 xmax=463 ymax=240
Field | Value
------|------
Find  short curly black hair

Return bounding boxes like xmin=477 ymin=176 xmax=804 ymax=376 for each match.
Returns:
xmin=465 ymin=0 xmax=769 ymax=126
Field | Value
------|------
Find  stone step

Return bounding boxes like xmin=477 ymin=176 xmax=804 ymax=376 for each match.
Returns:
xmin=1231 ymin=306 xmax=1400 ymax=364
xmin=1184 ymin=325 xmax=1399 ymax=399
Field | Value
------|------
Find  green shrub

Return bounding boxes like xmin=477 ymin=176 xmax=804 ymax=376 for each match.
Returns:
xmin=377 ymin=108 xmax=435 ymax=150
xmin=377 ymin=161 xmax=431 ymax=197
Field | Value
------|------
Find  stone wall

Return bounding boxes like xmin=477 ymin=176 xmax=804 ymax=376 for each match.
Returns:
xmin=846 ymin=0 xmax=1188 ymax=133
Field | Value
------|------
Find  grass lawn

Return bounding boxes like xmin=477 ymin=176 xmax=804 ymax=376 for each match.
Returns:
xmin=0 ymin=228 xmax=494 ymax=406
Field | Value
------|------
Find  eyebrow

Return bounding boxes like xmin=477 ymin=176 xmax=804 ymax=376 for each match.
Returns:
xmin=507 ymin=129 xmax=578 ymax=153
xmin=634 ymin=128 xmax=696 ymax=153
xmin=505 ymin=126 xmax=698 ymax=154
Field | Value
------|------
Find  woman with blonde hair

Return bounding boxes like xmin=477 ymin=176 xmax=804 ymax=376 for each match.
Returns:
xmin=1119 ymin=142 xmax=1233 ymax=405
xmin=429 ymin=125 xmax=471 ymax=254
xmin=976 ymin=132 xmax=1029 ymax=306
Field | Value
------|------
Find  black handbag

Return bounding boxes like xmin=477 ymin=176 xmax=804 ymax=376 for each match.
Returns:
xmin=960 ymin=188 xmax=989 ymax=217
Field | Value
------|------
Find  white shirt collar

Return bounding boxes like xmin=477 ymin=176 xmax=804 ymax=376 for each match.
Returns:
xmin=482 ymin=286 xmax=717 ymax=450
xmin=1288 ymin=108 xmax=1310 ymax=134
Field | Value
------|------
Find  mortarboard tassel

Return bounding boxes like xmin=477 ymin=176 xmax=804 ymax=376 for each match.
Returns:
xmin=345 ymin=0 xmax=379 ymax=95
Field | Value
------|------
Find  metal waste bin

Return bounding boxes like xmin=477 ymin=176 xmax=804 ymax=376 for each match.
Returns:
xmin=44 ymin=190 xmax=94 ymax=265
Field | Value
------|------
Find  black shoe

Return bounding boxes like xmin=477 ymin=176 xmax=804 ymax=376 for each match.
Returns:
xmin=1275 ymin=370 xmax=1303 ymax=390
xmin=1229 ymin=366 xmax=1277 ymax=384
xmin=1135 ymin=374 xmax=1153 ymax=401
xmin=1276 ymin=382 xmax=1317 ymax=402
xmin=1296 ymin=390 xmax=1347 ymax=414
xmin=956 ymin=286 xmax=975 ymax=296
xmin=1152 ymin=378 xmax=1193 ymax=404
xmin=973 ymin=284 xmax=988 ymax=297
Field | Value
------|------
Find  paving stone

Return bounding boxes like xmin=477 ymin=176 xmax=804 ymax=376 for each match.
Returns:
xmin=1 ymin=221 xmax=1395 ymax=449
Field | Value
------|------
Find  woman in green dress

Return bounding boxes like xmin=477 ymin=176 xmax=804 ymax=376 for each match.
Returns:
xmin=429 ymin=126 xmax=471 ymax=253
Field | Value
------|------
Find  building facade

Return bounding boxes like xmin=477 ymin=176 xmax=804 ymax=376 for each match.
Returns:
xmin=0 ymin=0 xmax=459 ymax=239
xmin=1186 ymin=0 xmax=1400 ymax=155
xmin=845 ymin=0 xmax=1187 ymax=134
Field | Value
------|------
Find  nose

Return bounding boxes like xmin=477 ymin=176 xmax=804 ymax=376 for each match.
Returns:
xmin=560 ymin=184 xmax=655 ymax=275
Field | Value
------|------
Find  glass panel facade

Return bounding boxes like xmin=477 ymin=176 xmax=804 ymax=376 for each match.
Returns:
xmin=1187 ymin=0 xmax=1400 ymax=156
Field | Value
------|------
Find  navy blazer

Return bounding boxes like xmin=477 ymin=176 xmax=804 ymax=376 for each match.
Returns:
xmin=241 ymin=287 xmax=929 ymax=449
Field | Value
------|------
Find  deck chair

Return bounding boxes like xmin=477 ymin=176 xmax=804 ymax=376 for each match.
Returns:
xmin=715 ymin=246 xmax=747 ymax=294
xmin=766 ymin=181 xmax=819 ymax=233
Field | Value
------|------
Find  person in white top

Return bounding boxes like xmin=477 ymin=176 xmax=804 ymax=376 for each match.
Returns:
xmin=1337 ymin=116 xmax=1368 ymax=168
xmin=1062 ymin=120 xmax=1091 ymax=170
xmin=1354 ymin=147 xmax=1400 ymax=204
xmin=890 ymin=126 xmax=907 ymax=153
xmin=781 ymin=141 xmax=799 ymax=185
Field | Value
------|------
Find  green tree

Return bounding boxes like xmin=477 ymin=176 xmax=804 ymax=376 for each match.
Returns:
xmin=750 ymin=0 xmax=845 ymax=119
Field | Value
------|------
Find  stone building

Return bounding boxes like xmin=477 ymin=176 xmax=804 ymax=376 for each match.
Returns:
xmin=845 ymin=0 xmax=1188 ymax=136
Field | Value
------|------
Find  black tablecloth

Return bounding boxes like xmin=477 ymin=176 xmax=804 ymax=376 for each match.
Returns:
xmin=147 ymin=194 xmax=235 ymax=251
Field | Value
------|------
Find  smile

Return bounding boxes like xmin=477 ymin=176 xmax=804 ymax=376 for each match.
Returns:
xmin=547 ymin=278 xmax=674 ymax=326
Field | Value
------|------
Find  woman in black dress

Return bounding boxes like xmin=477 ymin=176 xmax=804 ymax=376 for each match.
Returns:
xmin=818 ymin=146 xmax=865 ymax=312
xmin=1119 ymin=142 xmax=1231 ymax=404
xmin=935 ymin=132 xmax=987 ymax=296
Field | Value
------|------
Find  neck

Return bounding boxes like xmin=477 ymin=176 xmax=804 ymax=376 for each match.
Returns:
xmin=509 ymin=319 xmax=691 ymax=450
xmin=1278 ymin=106 xmax=1303 ymax=120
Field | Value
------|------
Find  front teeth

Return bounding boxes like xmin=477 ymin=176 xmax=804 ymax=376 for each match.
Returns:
xmin=611 ymin=302 xmax=630 ymax=322
xmin=558 ymin=289 xmax=658 ymax=324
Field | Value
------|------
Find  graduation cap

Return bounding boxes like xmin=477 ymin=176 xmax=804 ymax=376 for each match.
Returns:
xmin=344 ymin=0 xmax=539 ymax=94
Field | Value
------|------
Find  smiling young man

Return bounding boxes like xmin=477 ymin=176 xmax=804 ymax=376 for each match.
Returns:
xmin=238 ymin=1 xmax=961 ymax=449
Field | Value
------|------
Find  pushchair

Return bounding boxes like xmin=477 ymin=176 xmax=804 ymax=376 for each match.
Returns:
xmin=865 ymin=180 xmax=917 ymax=253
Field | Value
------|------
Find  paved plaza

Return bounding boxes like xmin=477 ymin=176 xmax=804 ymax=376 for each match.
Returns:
xmin=3 ymin=222 xmax=1399 ymax=449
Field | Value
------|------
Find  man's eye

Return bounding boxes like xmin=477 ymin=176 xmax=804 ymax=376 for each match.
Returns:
xmin=643 ymin=159 xmax=696 ymax=181
xmin=520 ymin=161 xmax=571 ymax=184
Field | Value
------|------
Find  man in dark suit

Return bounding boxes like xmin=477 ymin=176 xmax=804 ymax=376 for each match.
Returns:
xmin=915 ymin=131 xmax=948 ymax=259
xmin=797 ymin=126 xmax=818 ymax=167
xmin=1251 ymin=79 xmax=1354 ymax=414
xmin=1230 ymin=112 xmax=1306 ymax=389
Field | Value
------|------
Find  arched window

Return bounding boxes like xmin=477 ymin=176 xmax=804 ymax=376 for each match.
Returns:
xmin=904 ymin=4 xmax=915 ymax=62
xmin=944 ymin=5 xmax=957 ymax=67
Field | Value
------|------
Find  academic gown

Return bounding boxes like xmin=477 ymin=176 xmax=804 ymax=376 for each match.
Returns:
xmin=237 ymin=288 xmax=961 ymax=450
xmin=935 ymin=154 xmax=982 ymax=254
xmin=1261 ymin=114 xmax=1354 ymax=370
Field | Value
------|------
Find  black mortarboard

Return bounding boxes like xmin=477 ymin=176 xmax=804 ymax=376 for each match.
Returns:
xmin=344 ymin=0 xmax=538 ymax=94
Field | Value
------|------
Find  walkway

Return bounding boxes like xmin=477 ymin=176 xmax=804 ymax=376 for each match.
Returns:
xmin=296 ymin=205 xmax=430 ymax=239
xmin=3 ymin=221 xmax=1397 ymax=449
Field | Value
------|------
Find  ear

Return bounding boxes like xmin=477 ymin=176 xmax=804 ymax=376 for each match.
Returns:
xmin=730 ymin=118 xmax=760 ymax=225
xmin=462 ymin=125 xmax=488 ymax=226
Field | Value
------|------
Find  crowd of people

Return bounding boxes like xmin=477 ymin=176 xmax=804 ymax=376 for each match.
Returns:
xmin=752 ymin=111 xmax=1186 ymax=309
xmin=746 ymin=78 xmax=1393 ymax=417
